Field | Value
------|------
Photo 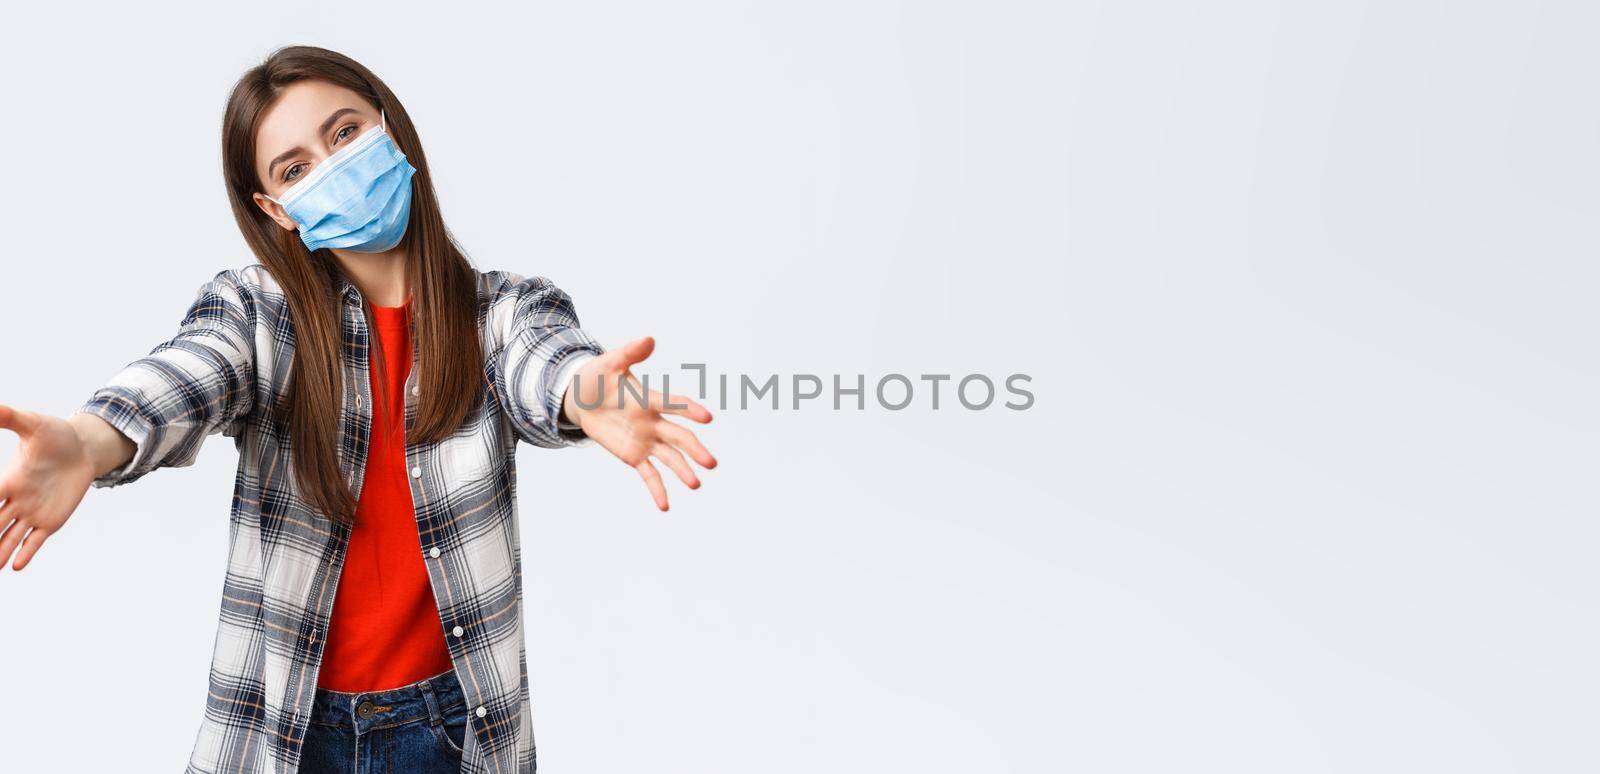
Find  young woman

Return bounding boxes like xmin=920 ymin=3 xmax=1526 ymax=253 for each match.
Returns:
xmin=0 ymin=45 xmax=716 ymax=773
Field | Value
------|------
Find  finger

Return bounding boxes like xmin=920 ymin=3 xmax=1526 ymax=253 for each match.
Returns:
xmin=0 ymin=404 xmax=40 ymax=437
xmin=658 ymin=421 xmax=717 ymax=469
xmin=651 ymin=442 xmax=700 ymax=490
xmin=614 ymin=336 xmax=655 ymax=368
xmin=0 ymin=502 xmax=25 ymax=562
xmin=0 ymin=515 xmax=28 ymax=572
xmin=11 ymin=525 xmax=48 ymax=571
xmin=635 ymin=459 xmax=669 ymax=511
xmin=646 ymin=390 xmax=713 ymax=423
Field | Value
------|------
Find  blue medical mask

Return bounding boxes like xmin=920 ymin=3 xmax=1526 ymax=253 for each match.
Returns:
xmin=264 ymin=110 xmax=417 ymax=253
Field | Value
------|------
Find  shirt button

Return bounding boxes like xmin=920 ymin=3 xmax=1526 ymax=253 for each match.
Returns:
xmin=429 ymin=547 xmax=441 ymax=558
xmin=354 ymin=395 xmax=363 ymax=408
xmin=410 ymin=466 xmax=421 ymax=478
xmin=412 ymin=385 xmax=419 ymax=396
xmin=452 ymin=625 xmax=464 ymax=637
xmin=476 ymin=706 xmax=487 ymax=718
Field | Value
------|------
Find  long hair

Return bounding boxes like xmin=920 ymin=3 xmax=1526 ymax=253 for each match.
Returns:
xmin=220 ymin=45 xmax=484 ymax=527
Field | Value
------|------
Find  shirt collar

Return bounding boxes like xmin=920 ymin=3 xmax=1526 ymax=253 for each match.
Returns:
xmin=337 ymin=273 xmax=363 ymax=307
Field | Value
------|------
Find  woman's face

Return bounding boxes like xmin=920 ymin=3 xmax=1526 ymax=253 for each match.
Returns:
xmin=251 ymin=80 xmax=388 ymax=232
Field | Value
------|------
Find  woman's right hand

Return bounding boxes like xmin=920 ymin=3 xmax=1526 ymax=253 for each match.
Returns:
xmin=0 ymin=404 xmax=121 ymax=572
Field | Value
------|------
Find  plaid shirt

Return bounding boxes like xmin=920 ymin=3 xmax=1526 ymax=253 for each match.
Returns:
xmin=75 ymin=263 xmax=604 ymax=773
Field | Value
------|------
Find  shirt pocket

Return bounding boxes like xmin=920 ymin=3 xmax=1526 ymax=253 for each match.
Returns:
xmin=439 ymin=426 xmax=500 ymax=483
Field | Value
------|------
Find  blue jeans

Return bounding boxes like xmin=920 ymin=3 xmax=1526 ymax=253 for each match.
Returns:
xmin=301 ymin=666 xmax=469 ymax=773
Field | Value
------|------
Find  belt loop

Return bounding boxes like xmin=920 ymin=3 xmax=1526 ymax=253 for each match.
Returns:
xmin=419 ymin=677 xmax=445 ymax=728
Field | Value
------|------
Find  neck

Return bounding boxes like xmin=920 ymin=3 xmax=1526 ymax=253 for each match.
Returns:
xmin=330 ymin=244 xmax=410 ymax=307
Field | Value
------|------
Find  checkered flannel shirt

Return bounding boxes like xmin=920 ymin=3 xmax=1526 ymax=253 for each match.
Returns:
xmin=75 ymin=263 xmax=604 ymax=773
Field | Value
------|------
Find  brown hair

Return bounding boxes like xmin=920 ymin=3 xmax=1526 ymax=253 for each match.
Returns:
xmin=221 ymin=45 xmax=483 ymax=526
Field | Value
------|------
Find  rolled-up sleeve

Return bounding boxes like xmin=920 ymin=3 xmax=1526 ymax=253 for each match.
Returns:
xmin=74 ymin=269 xmax=258 ymax=489
xmin=490 ymin=273 xmax=605 ymax=448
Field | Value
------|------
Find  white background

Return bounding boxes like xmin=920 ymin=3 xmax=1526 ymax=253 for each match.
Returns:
xmin=0 ymin=1 xmax=1594 ymax=772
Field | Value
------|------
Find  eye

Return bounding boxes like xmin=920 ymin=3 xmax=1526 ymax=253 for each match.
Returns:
xmin=334 ymin=123 xmax=359 ymax=143
xmin=283 ymin=163 xmax=307 ymax=183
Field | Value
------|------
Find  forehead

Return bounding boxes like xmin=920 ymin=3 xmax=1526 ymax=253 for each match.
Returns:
xmin=255 ymin=80 xmax=374 ymax=158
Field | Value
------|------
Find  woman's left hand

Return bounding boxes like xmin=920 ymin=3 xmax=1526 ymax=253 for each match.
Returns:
xmin=562 ymin=336 xmax=717 ymax=510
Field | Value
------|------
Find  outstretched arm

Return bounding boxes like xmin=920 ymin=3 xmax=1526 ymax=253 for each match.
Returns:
xmin=491 ymin=273 xmax=608 ymax=447
xmin=490 ymin=274 xmax=717 ymax=510
xmin=0 ymin=269 xmax=257 ymax=571
xmin=74 ymin=270 xmax=257 ymax=487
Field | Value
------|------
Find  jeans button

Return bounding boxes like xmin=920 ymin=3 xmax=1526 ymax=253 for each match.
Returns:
xmin=357 ymin=700 xmax=375 ymax=719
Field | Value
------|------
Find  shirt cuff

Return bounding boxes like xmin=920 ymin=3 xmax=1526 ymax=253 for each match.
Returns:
xmin=553 ymin=351 xmax=598 ymax=434
xmin=75 ymin=390 xmax=156 ymax=489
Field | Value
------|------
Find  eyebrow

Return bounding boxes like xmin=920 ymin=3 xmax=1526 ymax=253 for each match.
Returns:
xmin=266 ymin=107 xmax=365 ymax=180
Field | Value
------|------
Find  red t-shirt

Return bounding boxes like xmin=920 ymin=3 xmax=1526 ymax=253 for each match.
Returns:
xmin=316 ymin=297 xmax=455 ymax=692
